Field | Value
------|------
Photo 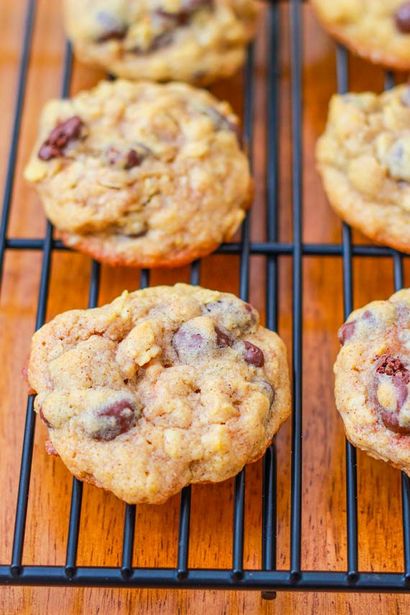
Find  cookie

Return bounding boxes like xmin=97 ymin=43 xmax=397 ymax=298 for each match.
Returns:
xmin=312 ymin=0 xmax=410 ymax=70
xmin=316 ymin=85 xmax=410 ymax=253
xmin=63 ymin=0 xmax=257 ymax=84
xmin=334 ymin=289 xmax=410 ymax=475
xmin=24 ymin=79 xmax=252 ymax=268
xmin=28 ymin=284 xmax=291 ymax=504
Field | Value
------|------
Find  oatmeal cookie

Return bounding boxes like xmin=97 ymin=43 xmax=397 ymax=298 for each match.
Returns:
xmin=312 ymin=0 xmax=410 ymax=70
xmin=24 ymin=80 xmax=252 ymax=268
xmin=63 ymin=0 xmax=258 ymax=84
xmin=335 ymin=289 xmax=410 ymax=474
xmin=317 ymin=85 xmax=410 ymax=253
xmin=28 ymin=284 xmax=291 ymax=504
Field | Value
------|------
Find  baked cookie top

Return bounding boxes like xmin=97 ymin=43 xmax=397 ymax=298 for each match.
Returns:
xmin=63 ymin=0 xmax=257 ymax=84
xmin=312 ymin=0 xmax=410 ymax=70
xmin=28 ymin=284 xmax=291 ymax=504
xmin=335 ymin=289 xmax=410 ymax=474
xmin=24 ymin=80 xmax=252 ymax=268
xmin=316 ymin=85 xmax=410 ymax=253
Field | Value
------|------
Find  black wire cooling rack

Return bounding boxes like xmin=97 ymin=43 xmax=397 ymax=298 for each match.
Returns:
xmin=1 ymin=0 xmax=410 ymax=596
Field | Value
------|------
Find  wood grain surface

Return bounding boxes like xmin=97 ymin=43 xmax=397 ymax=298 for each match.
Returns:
xmin=1 ymin=0 xmax=410 ymax=613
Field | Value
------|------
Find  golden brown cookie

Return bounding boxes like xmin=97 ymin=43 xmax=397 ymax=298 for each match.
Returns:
xmin=335 ymin=289 xmax=410 ymax=475
xmin=312 ymin=0 xmax=410 ymax=70
xmin=28 ymin=284 xmax=291 ymax=504
xmin=24 ymin=80 xmax=252 ymax=268
xmin=316 ymin=85 xmax=410 ymax=253
xmin=63 ymin=0 xmax=258 ymax=84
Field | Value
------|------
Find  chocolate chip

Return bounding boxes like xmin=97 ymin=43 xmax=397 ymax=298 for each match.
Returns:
xmin=38 ymin=143 xmax=60 ymax=161
xmin=215 ymin=327 xmax=232 ymax=348
xmin=125 ymin=149 xmax=142 ymax=169
xmin=38 ymin=116 xmax=84 ymax=161
xmin=381 ymin=410 xmax=410 ymax=435
xmin=395 ymin=2 xmax=410 ymax=33
xmin=133 ymin=0 xmax=212 ymax=54
xmin=98 ymin=27 xmax=128 ymax=42
xmin=243 ymin=341 xmax=264 ymax=367
xmin=98 ymin=25 xmax=127 ymax=42
xmin=254 ymin=379 xmax=275 ymax=406
xmin=156 ymin=8 xmax=190 ymax=26
xmin=132 ymin=30 xmax=174 ymax=54
xmin=182 ymin=0 xmax=212 ymax=11
xmin=172 ymin=327 xmax=208 ymax=362
xmin=173 ymin=321 xmax=232 ymax=362
xmin=106 ymin=144 xmax=151 ymax=169
xmin=126 ymin=230 xmax=148 ymax=239
xmin=156 ymin=0 xmax=212 ymax=25
xmin=203 ymin=107 xmax=242 ymax=143
xmin=373 ymin=354 xmax=410 ymax=434
xmin=338 ymin=321 xmax=356 ymax=346
xmin=91 ymin=399 xmax=136 ymax=441
xmin=376 ymin=354 xmax=410 ymax=381
xmin=396 ymin=378 xmax=409 ymax=409
xmin=96 ymin=11 xmax=128 ymax=42
xmin=173 ymin=329 xmax=204 ymax=353
xmin=203 ymin=299 xmax=256 ymax=333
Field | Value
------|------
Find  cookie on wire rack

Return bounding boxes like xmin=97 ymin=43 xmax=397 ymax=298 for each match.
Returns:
xmin=335 ymin=289 xmax=410 ymax=474
xmin=28 ymin=284 xmax=291 ymax=504
xmin=316 ymin=84 xmax=410 ymax=253
xmin=312 ymin=0 xmax=410 ymax=70
xmin=24 ymin=79 xmax=253 ymax=269
xmin=63 ymin=0 xmax=258 ymax=84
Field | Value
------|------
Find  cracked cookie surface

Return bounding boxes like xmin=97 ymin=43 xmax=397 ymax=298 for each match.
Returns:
xmin=335 ymin=289 xmax=410 ymax=475
xmin=24 ymin=79 xmax=252 ymax=268
xmin=28 ymin=284 xmax=291 ymax=504
xmin=63 ymin=0 xmax=258 ymax=84
xmin=316 ymin=85 xmax=410 ymax=253
xmin=312 ymin=0 xmax=410 ymax=70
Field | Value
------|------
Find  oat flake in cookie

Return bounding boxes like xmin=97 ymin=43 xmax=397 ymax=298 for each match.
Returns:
xmin=63 ymin=0 xmax=257 ymax=84
xmin=316 ymin=85 xmax=410 ymax=254
xmin=312 ymin=0 xmax=410 ymax=70
xmin=24 ymin=80 xmax=252 ymax=268
xmin=334 ymin=289 xmax=410 ymax=475
xmin=28 ymin=284 xmax=291 ymax=504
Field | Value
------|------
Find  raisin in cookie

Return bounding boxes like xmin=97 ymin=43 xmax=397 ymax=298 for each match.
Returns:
xmin=24 ymin=80 xmax=252 ymax=268
xmin=28 ymin=284 xmax=291 ymax=504
xmin=312 ymin=0 xmax=410 ymax=70
xmin=316 ymin=85 xmax=410 ymax=253
xmin=335 ymin=289 xmax=410 ymax=474
xmin=63 ymin=0 xmax=257 ymax=84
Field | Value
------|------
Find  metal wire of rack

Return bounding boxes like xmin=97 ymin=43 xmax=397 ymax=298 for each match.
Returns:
xmin=1 ymin=0 xmax=410 ymax=594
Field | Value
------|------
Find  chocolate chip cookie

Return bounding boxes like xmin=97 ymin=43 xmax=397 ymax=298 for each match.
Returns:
xmin=63 ymin=0 xmax=258 ymax=84
xmin=24 ymin=79 xmax=252 ymax=268
xmin=312 ymin=0 xmax=410 ymax=70
xmin=335 ymin=289 xmax=410 ymax=475
xmin=316 ymin=85 xmax=410 ymax=253
xmin=28 ymin=284 xmax=291 ymax=504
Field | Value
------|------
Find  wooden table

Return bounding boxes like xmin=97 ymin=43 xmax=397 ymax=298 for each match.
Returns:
xmin=1 ymin=0 xmax=410 ymax=612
